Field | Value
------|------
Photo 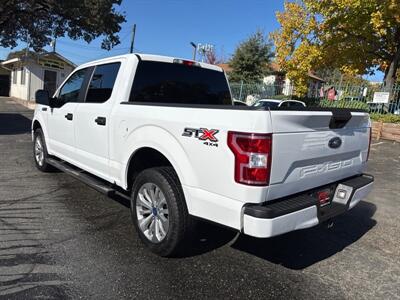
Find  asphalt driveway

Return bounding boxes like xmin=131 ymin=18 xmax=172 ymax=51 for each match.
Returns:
xmin=0 ymin=97 xmax=399 ymax=299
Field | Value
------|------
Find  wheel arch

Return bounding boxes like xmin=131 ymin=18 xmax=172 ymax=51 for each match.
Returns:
xmin=126 ymin=147 xmax=175 ymax=191
xmin=32 ymin=119 xmax=42 ymax=132
xmin=120 ymin=126 xmax=198 ymax=191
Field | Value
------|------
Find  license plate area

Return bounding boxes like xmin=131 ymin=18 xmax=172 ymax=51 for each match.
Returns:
xmin=312 ymin=183 xmax=354 ymax=222
xmin=311 ymin=185 xmax=336 ymax=207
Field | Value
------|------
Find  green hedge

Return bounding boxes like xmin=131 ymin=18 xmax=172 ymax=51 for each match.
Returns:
xmin=370 ymin=113 xmax=400 ymax=124
xmin=319 ymin=100 xmax=369 ymax=110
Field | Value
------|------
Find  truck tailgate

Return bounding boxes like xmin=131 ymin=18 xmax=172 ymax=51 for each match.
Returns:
xmin=267 ymin=109 xmax=370 ymax=201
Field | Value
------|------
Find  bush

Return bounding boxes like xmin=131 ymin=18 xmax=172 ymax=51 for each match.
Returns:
xmin=319 ymin=100 xmax=369 ymax=110
xmin=370 ymin=113 xmax=400 ymax=124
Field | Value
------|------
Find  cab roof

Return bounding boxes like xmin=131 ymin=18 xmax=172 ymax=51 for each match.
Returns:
xmin=77 ymin=53 xmax=223 ymax=72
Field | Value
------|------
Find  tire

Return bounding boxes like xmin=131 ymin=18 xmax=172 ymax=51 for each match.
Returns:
xmin=130 ymin=167 xmax=190 ymax=257
xmin=33 ymin=128 xmax=54 ymax=172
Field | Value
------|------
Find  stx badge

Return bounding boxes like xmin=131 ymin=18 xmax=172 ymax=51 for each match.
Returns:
xmin=182 ymin=127 xmax=219 ymax=147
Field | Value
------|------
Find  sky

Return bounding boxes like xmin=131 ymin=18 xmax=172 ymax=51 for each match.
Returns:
xmin=0 ymin=0 xmax=383 ymax=81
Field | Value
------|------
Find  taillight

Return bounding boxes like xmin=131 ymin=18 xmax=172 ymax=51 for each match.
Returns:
xmin=367 ymin=127 xmax=372 ymax=161
xmin=173 ymin=59 xmax=200 ymax=67
xmin=227 ymin=132 xmax=272 ymax=186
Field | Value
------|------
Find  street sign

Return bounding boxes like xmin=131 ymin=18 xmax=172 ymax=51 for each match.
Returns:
xmin=373 ymin=92 xmax=390 ymax=103
xmin=197 ymin=43 xmax=214 ymax=53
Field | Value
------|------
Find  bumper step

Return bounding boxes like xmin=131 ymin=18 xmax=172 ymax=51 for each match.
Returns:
xmin=244 ymin=194 xmax=317 ymax=219
xmin=242 ymin=174 xmax=374 ymax=238
xmin=244 ymin=174 xmax=374 ymax=220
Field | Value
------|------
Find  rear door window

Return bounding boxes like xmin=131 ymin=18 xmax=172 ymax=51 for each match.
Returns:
xmin=85 ymin=62 xmax=121 ymax=103
xmin=129 ymin=61 xmax=232 ymax=105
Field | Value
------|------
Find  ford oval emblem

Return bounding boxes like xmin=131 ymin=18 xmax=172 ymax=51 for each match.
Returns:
xmin=328 ymin=137 xmax=342 ymax=149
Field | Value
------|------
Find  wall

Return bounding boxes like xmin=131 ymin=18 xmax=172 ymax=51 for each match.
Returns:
xmin=372 ymin=121 xmax=400 ymax=143
xmin=28 ymin=62 xmax=74 ymax=101
xmin=9 ymin=68 xmax=28 ymax=100
xmin=28 ymin=63 xmax=47 ymax=101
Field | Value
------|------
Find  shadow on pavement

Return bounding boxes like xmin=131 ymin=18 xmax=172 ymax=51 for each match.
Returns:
xmin=107 ymin=191 xmax=376 ymax=263
xmin=231 ymin=201 xmax=377 ymax=270
xmin=0 ymin=205 xmax=71 ymax=299
xmin=0 ymin=114 xmax=32 ymax=135
xmin=107 ymin=192 xmax=239 ymax=257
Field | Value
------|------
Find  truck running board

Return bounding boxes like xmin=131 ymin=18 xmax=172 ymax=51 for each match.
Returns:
xmin=47 ymin=158 xmax=117 ymax=196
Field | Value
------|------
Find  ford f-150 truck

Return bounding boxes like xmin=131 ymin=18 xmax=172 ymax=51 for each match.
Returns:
xmin=32 ymin=53 xmax=374 ymax=256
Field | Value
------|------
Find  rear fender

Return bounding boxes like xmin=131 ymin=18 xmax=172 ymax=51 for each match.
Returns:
xmin=121 ymin=125 xmax=198 ymax=190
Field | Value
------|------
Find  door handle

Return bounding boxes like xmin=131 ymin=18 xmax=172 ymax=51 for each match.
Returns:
xmin=42 ymin=107 xmax=48 ymax=111
xmin=65 ymin=113 xmax=73 ymax=120
xmin=95 ymin=116 xmax=106 ymax=126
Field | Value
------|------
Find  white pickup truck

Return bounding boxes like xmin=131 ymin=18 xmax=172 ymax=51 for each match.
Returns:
xmin=32 ymin=53 xmax=374 ymax=256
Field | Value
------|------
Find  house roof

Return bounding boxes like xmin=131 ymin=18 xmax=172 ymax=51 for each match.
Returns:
xmin=1 ymin=51 xmax=76 ymax=69
xmin=216 ymin=63 xmax=232 ymax=73
xmin=217 ymin=61 xmax=325 ymax=82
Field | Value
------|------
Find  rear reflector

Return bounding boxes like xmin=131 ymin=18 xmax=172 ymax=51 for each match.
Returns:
xmin=227 ymin=132 xmax=272 ymax=186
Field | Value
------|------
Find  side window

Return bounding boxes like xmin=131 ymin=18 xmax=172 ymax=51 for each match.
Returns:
xmin=85 ymin=62 xmax=120 ymax=103
xmin=279 ymin=102 xmax=290 ymax=108
xmin=58 ymin=68 xmax=87 ymax=104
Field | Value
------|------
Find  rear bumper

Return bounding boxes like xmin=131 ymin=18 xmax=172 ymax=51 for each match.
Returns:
xmin=243 ymin=174 xmax=374 ymax=238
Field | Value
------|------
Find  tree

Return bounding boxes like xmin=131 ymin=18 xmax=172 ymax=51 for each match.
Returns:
xmin=272 ymin=0 xmax=400 ymax=95
xmin=0 ymin=0 xmax=126 ymax=51
xmin=229 ymin=30 xmax=274 ymax=82
xmin=315 ymin=68 xmax=369 ymax=86
xmin=205 ymin=48 xmax=223 ymax=65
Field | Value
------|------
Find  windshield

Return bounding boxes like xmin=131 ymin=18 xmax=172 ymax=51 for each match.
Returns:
xmin=279 ymin=101 xmax=306 ymax=108
xmin=129 ymin=61 xmax=232 ymax=105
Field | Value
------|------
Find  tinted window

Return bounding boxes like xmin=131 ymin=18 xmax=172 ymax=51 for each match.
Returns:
xmin=129 ymin=61 xmax=231 ymax=105
xmin=59 ymin=69 xmax=87 ymax=103
xmin=86 ymin=63 xmax=121 ymax=103
xmin=280 ymin=101 xmax=305 ymax=108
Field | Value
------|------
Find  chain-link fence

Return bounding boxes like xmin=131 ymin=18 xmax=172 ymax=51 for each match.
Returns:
xmin=229 ymin=81 xmax=400 ymax=115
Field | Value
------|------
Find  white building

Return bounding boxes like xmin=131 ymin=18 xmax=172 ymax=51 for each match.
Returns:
xmin=1 ymin=52 xmax=75 ymax=101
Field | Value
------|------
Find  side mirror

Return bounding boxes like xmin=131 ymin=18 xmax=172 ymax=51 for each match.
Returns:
xmin=35 ymin=90 xmax=50 ymax=106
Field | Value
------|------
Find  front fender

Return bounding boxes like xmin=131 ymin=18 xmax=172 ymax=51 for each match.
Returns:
xmin=32 ymin=111 xmax=50 ymax=149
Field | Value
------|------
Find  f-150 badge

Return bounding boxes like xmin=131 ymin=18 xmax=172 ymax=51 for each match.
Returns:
xmin=182 ymin=127 xmax=219 ymax=147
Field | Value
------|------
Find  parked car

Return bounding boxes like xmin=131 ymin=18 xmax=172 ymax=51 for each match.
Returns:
xmin=32 ymin=54 xmax=374 ymax=256
xmin=233 ymin=100 xmax=248 ymax=106
xmin=253 ymin=99 xmax=306 ymax=109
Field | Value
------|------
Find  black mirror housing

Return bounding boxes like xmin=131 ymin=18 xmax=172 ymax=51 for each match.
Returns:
xmin=35 ymin=90 xmax=50 ymax=106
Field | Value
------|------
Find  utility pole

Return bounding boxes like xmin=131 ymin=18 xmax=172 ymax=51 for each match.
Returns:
xmin=190 ymin=42 xmax=197 ymax=61
xmin=50 ymin=38 xmax=57 ymax=52
xmin=25 ymin=31 xmax=29 ymax=57
xmin=130 ymin=24 xmax=136 ymax=53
